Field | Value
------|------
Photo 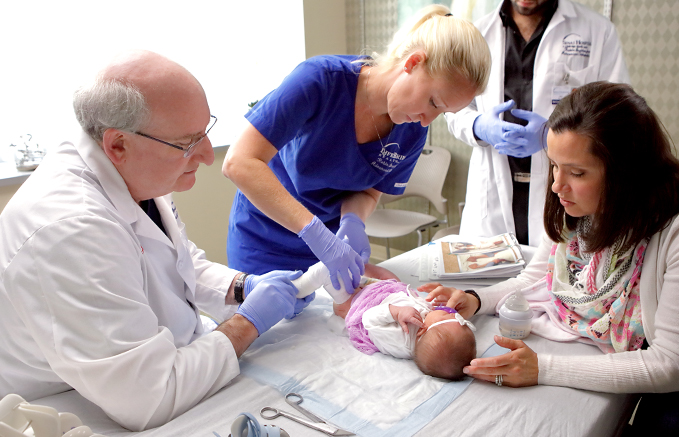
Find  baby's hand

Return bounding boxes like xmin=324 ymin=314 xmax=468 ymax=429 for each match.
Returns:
xmin=389 ymin=305 xmax=424 ymax=334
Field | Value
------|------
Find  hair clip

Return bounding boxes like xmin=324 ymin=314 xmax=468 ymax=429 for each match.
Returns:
xmin=445 ymin=13 xmax=453 ymax=16
xmin=433 ymin=305 xmax=457 ymax=314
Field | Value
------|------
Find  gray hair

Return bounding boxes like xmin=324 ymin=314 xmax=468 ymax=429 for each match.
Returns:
xmin=73 ymin=76 xmax=150 ymax=142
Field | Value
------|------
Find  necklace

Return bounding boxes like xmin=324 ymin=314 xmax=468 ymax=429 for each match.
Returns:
xmin=365 ymin=68 xmax=393 ymax=148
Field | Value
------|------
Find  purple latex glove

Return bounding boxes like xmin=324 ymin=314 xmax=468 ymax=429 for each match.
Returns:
xmin=336 ymin=213 xmax=371 ymax=263
xmin=298 ymin=216 xmax=364 ymax=291
xmin=289 ymin=292 xmax=316 ymax=319
xmin=472 ymin=100 xmax=526 ymax=147
xmin=236 ymin=271 xmax=302 ymax=335
xmin=494 ymin=109 xmax=548 ymax=158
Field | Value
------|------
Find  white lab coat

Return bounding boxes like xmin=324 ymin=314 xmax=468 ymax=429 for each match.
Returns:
xmin=362 ymin=292 xmax=431 ymax=359
xmin=446 ymin=0 xmax=629 ymax=246
xmin=0 ymin=131 xmax=240 ymax=431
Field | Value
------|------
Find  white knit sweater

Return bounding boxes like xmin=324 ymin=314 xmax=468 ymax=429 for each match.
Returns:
xmin=477 ymin=216 xmax=679 ymax=393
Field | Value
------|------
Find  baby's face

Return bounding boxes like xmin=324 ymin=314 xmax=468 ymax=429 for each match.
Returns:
xmin=424 ymin=309 xmax=454 ymax=327
xmin=416 ymin=309 xmax=465 ymax=339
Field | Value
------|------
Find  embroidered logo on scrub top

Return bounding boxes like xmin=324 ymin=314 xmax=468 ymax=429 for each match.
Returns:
xmin=371 ymin=142 xmax=404 ymax=173
xmin=562 ymin=33 xmax=591 ymax=57
xmin=171 ymin=201 xmax=179 ymax=220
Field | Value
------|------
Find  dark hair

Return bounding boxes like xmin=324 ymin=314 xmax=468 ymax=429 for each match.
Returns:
xmin=544 ymin=81 xmax=679 ymax=252
xmin=414 ymin=325 xmax=476 ymax=380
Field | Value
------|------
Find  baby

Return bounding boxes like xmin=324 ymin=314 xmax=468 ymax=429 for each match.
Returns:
xmin=292 ymin=262 xmax=476 ymax=380
xmin=335 ymin=280 xmax=476 ymax=381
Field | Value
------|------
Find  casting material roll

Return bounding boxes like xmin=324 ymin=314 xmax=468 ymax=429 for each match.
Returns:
xmin=292 ymin=261 xmax=374 ymax=304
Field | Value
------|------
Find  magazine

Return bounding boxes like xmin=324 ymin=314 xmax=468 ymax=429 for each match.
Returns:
xmin=419 ymin=233 xmax=525 ymax=281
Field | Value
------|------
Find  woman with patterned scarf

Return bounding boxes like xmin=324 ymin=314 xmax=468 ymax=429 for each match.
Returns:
xmin=424 ymin=81 xmax=679 ymax=433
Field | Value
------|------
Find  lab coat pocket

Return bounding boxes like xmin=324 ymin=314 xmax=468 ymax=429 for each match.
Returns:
xmin=551 ymin=63 xmax=597 ymax=105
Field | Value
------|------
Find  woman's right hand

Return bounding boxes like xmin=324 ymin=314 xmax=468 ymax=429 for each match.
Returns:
xmin=298 ymin=216 xmax=364 ymax=291
xmin=418 ymin=283 xmax=480 ymax=319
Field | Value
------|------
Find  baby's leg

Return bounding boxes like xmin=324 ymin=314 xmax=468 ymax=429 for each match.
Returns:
xmin=332 ymin=286 xmax=367 ymax=318
xmin=333 ymin=300 xmax=352 ymax=319
xmin=364 ymin=263 xmax=400 ymax=281
xmin=333 ymin=265 xmax=398 ymax=318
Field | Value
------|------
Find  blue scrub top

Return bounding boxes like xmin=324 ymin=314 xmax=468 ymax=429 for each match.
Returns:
xmin=228 ymin=55 xmax=428 ymax=274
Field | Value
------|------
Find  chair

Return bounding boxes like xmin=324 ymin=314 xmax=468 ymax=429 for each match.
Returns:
xmin=365 ymin=146 xmax=451 ymax=259
xmin=431 ymin=201 xmax=466 ymax=241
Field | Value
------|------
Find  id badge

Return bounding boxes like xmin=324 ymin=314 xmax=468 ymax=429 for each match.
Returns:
xmin=513 ymin=172 xmax=531 ymax=183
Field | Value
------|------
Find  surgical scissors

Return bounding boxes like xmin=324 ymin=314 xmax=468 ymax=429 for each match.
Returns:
xmin=260 ymin=393 xmax=354 ymax=436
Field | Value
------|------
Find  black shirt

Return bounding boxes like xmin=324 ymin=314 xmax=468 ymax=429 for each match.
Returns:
xmin=500 ymin=0 xmax=558 ymax=244
xmin=140 ymin=198 xmax=168 ymax=236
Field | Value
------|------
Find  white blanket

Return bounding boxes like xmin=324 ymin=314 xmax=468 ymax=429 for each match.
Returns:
xmin=239 ymin=291 xmax=494 ymax=436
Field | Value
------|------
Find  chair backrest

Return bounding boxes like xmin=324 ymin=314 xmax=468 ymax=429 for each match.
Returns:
xmin=379 ymin=146 xmax=451 ymax=215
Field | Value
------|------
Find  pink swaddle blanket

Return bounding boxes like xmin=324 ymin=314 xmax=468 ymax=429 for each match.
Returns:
xmin=345 ymin=280 xmax=407 ymax=355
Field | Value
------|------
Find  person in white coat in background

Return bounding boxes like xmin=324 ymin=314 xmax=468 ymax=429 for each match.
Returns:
xmin=0 ymin=50 xmax=312 ymax=431
xmin=446 ymin=0 xmax=629 ymax=246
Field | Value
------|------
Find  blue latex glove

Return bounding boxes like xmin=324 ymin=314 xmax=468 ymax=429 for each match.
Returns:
xmin=236 ymin=270 xmax=302 ymax=335
xmin=298 ymin=216 xmax=364 ymax=291
xmin=472 ymin=100 xmax=526 ymax=147
xmin=494 ymin=109 xmax=549 ymax=158
xmin=336 ymin=213 xmax=371 ymax=263
xmin=289 ymin=292 xmax=316 ymax=319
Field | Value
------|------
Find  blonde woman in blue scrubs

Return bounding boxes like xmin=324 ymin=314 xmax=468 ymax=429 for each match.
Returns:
xmin=223 ymin=5 xmax=491 ymax=292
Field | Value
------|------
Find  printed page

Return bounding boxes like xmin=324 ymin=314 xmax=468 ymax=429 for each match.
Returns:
xmin=424 ymin=233 xmax=525 ymax=279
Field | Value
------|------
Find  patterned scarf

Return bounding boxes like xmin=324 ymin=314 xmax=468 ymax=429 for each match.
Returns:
xmin=545 ymin=218 xmax=647 ymax=353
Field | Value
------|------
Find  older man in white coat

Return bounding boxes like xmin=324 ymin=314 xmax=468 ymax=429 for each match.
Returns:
xmin=0 ymin=51 xmax=312 ymax=431
xmin=446 ymin=0 xmax=629 ymax=246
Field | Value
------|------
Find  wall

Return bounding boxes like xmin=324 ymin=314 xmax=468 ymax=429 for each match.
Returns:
xmin=346 ymin=0 xmax=679 ymax=255
xmin=581 ymin=0 xmax=679 ymax=144
xmin=173 ymin=149 xmax=234 ymax=265
xmin=0 ymin=185 xmax=14 ymax=212
xmin=305 ymin=0 xmax=348 ymax=56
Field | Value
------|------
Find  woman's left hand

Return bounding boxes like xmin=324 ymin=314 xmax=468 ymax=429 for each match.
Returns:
xmin=336 ymin=213 xmax=371 ymax=263
xmin=463 ymin=335 xmax=539 ymax=387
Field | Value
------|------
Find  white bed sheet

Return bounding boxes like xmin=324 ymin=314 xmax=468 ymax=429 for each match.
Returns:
xmin=27 ymin=244 xmax=633 ymax=437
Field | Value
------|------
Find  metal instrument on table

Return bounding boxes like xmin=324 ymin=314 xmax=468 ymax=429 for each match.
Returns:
xmin=260 ymin=393 xmax=354 ymax=436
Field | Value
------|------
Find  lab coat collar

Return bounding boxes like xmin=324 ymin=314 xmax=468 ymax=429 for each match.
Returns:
xmin=155 ymin=195 xmax=191 ymax=260
xmin=543 ymin=0 xmax=576 ymax=35
xmin=73 ymin=129 xmax=173 ymax=247
xmin=499 ymin=0 xmax=558 ymax=28
xmin=483 ymin=0 xmax=576 ymax=35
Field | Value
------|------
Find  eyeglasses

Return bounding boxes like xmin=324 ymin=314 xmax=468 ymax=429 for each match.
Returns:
xmin=134 ymin=115 xmax=217 ymax=158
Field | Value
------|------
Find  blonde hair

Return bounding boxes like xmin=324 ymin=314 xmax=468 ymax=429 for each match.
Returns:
xmin=372 ymin=4 xmax=491 ymax=95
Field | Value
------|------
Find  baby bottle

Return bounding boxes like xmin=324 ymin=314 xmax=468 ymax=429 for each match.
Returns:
xmin=498 ymin=292 xmax=532 ymax=339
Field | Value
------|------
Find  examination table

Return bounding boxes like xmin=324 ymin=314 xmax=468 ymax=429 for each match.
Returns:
xmin=26 ymin=244 xmax=634 ymax=437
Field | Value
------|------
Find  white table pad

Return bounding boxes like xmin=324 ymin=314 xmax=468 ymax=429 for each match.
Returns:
xmin=27 ymin=244 xmax=633 ymax=437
